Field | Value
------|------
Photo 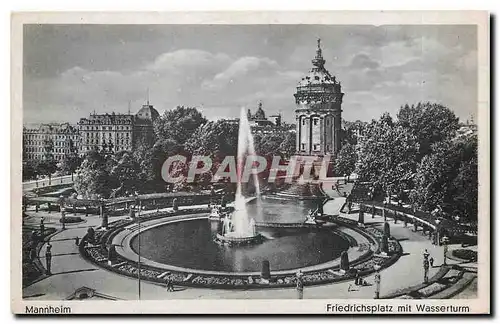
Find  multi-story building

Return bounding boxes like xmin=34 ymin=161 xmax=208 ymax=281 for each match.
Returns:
xmin=77 ymin=102 xmax=159 ymax=155
xmin=23 ymin=102 xmax=160 ymax=160
xmin=78 ymin=112 xmax=135 ymax=155
xmin=23 ymin=123 xmax=79 ymax=161
xmin=294 ymin=39 xmax=344 ymax=156
xmin=246 ymin=102 xmax=283 ymax=135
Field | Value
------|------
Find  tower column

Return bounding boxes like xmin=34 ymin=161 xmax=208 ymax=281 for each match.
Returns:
xmin=296 ymin=115 xmax=301 ymax=154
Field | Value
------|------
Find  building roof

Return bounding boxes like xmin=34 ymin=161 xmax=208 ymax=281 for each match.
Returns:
xmin=23 ymin=123 xmax=78 ymax=134
xmin=296 ymin=38 xmax=340 ymax=88
xmin=135 ymin=103 xmax=160 ymax=122
xmin=78 ymin=112 xmax=134 ymax=125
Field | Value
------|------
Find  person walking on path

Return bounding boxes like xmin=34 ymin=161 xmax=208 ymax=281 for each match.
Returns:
xmin=296 ymin=270 xmax=304 ymax=299
xmin=165 ymin=279 xmax=174 ymax=292
xmin=45 ymin=243 xmax=53 ymax=275
xmin=429 ymin=256 xmax=434 ymax=267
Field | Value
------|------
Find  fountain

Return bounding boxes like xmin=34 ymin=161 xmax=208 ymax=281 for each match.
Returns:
xmin=215 ymin=107 xmax=263 ymax=246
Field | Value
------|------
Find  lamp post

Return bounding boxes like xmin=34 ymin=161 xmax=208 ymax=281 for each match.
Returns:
xmin=374 ymin=264 xmax=381 ymax=299
xmin=59 ymin=195 xmax=66 ymax=230
xmin=134 ymin=192 xmax=141 ymax=300
xmin=434 ymin=219 xmax=441 ymax=246
xmin=135 ymin=192 xmax=142 ymax=300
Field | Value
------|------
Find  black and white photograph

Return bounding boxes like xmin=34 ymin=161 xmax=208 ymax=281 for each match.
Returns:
xmin=12 ymin=11 xmax=490 ymax=314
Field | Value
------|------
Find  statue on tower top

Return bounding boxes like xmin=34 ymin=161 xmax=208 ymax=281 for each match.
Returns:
xmin=312 ymin=37 xmax=325 ymax=69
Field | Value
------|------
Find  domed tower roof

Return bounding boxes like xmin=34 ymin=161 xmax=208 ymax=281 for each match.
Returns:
xmin=254 ymin=102 xmax=266 ymax=119
xmin=135 ymin=102 xmax=160 ymax=122
xmin=294 ymin=38 xmax=343 ymax=106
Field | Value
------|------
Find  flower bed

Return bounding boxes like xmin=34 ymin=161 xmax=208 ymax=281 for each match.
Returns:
xmin=80 ymin=214 xmax=403 ymax=289
xmin=60 ymin=216 xmax=84 ymax=224
xmin=451 ymin=249 xmax=477 ymax=262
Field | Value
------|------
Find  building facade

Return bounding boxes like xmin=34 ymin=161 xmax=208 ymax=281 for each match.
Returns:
xmin=23 ymin=123 xmax=79 ymax=161
xmin=77 ymin=112 xmax=135 ymax=155
xmin=77 ymin=102 xmax=159 ymax=155
xmin=294 ymin=39 xmax=344 ymax=156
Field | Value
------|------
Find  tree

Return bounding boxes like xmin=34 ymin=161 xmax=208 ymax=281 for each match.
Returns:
xmin=154 ymin=106 xmax=207 ymax=149
xmin=356 ymin=113 xmax=419 ymax=196
xmin=333 ymin=143 xmax=357 ymax=176
xmin=74 ymin=149 xmax=111 ymax=199
xmin=37 ymin=138 xmax=58 ymax=185
xmin=22 ymin=160 xmax=40 ymax=181
xmin=342 ymin=119 xmax=368 ymax=146
xmin=185 ymin=120 xmax=239 ymax=162
xmin=410 ymin=135 xmax=477 ymax=220
xmin=59 ymin=154 xmax=81 ymax=180
xmin=109 ymin=152 xmax=142 ymax=197
xmin=278 ymin=132 xmax=296 ymax=159
xmin=397 ymin=102 xmax=460 ymax=159
xmin=255 ymin=132 xmax=287 ymax=158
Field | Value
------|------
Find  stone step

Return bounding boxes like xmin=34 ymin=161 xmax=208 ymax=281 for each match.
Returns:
xmin=428 ymin=272 xmax=477 ymax=299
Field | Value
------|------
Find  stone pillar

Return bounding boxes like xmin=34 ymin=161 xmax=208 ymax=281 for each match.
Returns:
xmin=261 ymin=260 xmax=271 ymax=281
xmin=101 ymin=204 xmax=108 ymax=229
xmin=382 ymin=208 xmax=386 ymax=221
xmin=61 ymin=209 xmax=66 ymax=230
xmin=383 ymin=222 xmax=390 ymax=238
xmin=340 ymin=251 xmax=349 ymax=272
xmin=107 ymin=245 xmax=117 ymax=266
xmin=358 ymin=207 xmax=364 ymax=226
xmin=172 ymin=198 xmax=178 ymax=212
xmin=380 ymin=234 xmax=389 ymax=255
xmin=87 ymin=227 xmax=95 ymax=245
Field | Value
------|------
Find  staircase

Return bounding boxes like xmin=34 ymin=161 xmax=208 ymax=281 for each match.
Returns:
xmin=275 ymin=182 xmax=325 ymax=200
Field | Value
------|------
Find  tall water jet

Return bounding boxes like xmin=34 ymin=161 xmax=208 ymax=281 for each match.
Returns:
xmin=231 ymin=107 xmax=261 ymax=236
xmin=214 ymin=107 xmax=263 ymax=245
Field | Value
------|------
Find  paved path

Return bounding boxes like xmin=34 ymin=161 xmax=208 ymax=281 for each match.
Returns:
xmin=22 ymin=204 xmax=475 ymax=300
xmin=23 ymin=174 xmax=75 ymax=192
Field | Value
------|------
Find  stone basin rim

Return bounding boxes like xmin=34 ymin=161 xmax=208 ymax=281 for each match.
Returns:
xmin=111 ymin=213 xmax=371 ymax=277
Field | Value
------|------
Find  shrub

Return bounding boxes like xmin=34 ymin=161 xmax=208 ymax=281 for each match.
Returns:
xmin=452 ymin=249 xmax=477 ymax=261
xmin=60 ymin=216 xmax=83 ymax=224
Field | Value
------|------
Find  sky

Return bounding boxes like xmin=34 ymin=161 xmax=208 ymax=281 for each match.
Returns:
xmin=23 ymin=24 xmax=478 ymax=125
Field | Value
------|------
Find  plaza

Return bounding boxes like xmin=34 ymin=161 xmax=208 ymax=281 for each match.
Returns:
xmin=21 ymin=193 xmax=477 ymax=300
xmin=20 ymin=33 xmax=479 ymax=302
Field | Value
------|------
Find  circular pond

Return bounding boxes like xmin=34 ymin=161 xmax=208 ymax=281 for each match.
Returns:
xmin=130 ymin=199 xmax=351 ymax=273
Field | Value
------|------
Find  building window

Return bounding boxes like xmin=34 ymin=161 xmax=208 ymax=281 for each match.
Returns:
xmin=313 ymin=119 xmax=318 ymax=126
xmin=302 ymin=119 xmax=306 ymax=125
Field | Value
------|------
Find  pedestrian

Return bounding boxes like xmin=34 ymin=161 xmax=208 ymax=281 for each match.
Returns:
xmin=355 ymin=271 xmax=361 ymax=285
xmin=45 ymin=243 xmax=52 ymax=275
xmin=429 ymin=257 xmax=434 ymax=267
xmin=296 ymin=270 xmax=304 ymax=299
